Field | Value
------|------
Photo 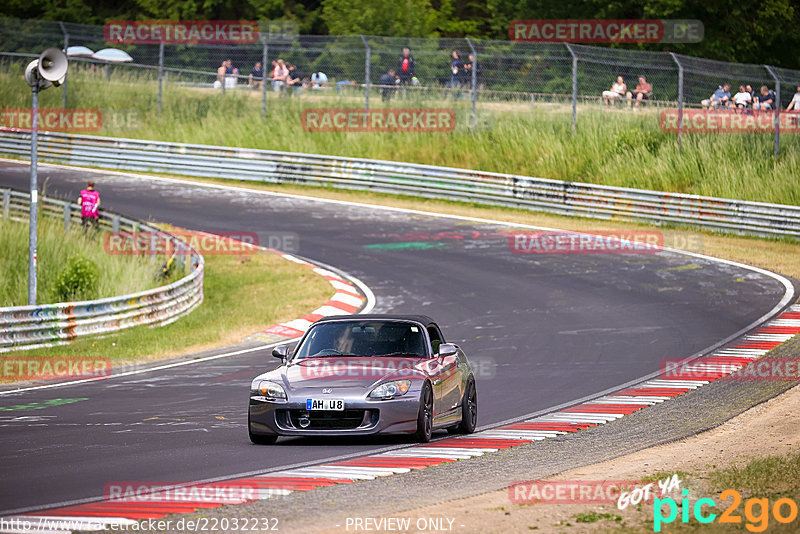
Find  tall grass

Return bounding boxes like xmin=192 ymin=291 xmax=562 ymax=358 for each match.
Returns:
xmin=0 ymin=215 xmax=169 ymax=306
xmin=1 ymin=65 xmax=797 ymax=205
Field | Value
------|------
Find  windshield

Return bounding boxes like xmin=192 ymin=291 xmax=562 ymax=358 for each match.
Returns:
xmin=293 ymin=321 xmax=428 ymax=360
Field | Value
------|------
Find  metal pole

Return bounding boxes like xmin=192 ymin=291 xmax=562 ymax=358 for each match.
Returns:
xmin=466 ymin=38 xmax=477 ymax=130
xmin=764 ymin=65 xmax=780 ymax=157
xmin=360 ymin=35 xmax=370 ymax=113
xmin=158 ymin=41 xmax=164 ymax=115
xmin=59 ymin=22 xmax=68 ymax=109
xmin=29 ymin=82 xmax=39 ymax=305
xmin=565 ymin=44 xmax=577 ymax=135
xmin=63 ymin=201 xmax=71 ymax=231
xmin=670 ymin=53 xmax=684 ymax=151
xmin=262 ymin=38 xmax=268 ymax=119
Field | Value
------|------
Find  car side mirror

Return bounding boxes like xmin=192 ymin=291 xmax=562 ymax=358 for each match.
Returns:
xmin=272 ymin=345 xmax=289 ymax=362
xmin=437 ymin=343 xmax=457 ymax=357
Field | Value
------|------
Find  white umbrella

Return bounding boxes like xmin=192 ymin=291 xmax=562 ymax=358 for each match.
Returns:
xmin=92 ymin=48 xmax=133 ymax=63
xmin=66 ymin=46 xmax=94 ymax=57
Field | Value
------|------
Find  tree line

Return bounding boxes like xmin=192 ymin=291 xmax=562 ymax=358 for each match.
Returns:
xmin=2 ymin=0 xmax=798 ymax=69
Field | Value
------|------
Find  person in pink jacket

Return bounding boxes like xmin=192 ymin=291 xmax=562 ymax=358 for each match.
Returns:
xmin=78 ymin=181 xmax=100 ymax=230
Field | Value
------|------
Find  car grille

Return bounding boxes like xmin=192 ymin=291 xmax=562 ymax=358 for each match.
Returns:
xmin=285 ymin=409 xmax=376 ymax=430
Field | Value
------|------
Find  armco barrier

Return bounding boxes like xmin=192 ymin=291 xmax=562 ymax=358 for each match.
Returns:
xmin=0 ymin=130 xmax=799 ymax=237
xmin=0 ymin=187 xmax=204 ymax=352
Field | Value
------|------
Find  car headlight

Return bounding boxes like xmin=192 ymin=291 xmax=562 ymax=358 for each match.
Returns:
xmin=369 ymin=380 xmax=412 ymax=399
xmin=253 ymin=380 xmax=287 ymax=400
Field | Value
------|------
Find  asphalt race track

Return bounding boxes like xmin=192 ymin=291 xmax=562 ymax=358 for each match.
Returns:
xmin=0 ymin=161 xmax=791 ymax=514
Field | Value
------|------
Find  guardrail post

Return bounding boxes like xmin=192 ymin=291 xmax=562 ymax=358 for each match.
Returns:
xmin=158 ymin=41 xmax=165 ymax=115
xmin=669 ymin=53 xmax=684 ymax=151
xmin=360 ymin=35 xmax=370 ymax=114
xmin=466 ymin=38 xmax=477 ymax=130
xmin=764 ymin=65 xmax=781 ymax=157
xmin=175 ymin=240 xmax=185 ymax=272
xmin=565 ymin=44 xmax=577 ymax=135
xmin=63 ymin=201 xmax=71 ymax=230
xmin=2 ymin=189 xmax=9 ymax=220
xmin=59 ymin=22 xmax=68 ymax=109
xmin=112 ymin=214 xmax=120 ymax=232
xmin=261 ymin=36 xmax=268 ymax=119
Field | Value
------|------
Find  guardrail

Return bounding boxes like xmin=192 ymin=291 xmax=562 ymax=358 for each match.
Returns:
xmin=0 ymin=186 xmax=204 ymax=352
xmin=0 ymin=130 xmax=798 ymax=238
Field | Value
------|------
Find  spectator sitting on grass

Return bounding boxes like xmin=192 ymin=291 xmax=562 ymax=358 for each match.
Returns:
xmin=627 ymin=75 xmax=652 ymax=109
xmin=397 ymin=47 xmax=416 ymax=86
xmin=249 ymin=62 xmax=264 ymax=89
xmin=311 ymin=72 xmax=328 ymax=89
xmin=701 ymin=84 xmax=731 ymax=109
xmin=224 ymin=59 xmax=237 ymax=89
xmin=285 ymin=63 xmax=303 ymax=94
xmin=746 ymin=84 xmax=757 ymax=103
xmin=786 ymin=86 xmax=800 ymax=126
xmin=732 ymin=85 xmax=753 ymax=109
xmin=379 ymin=68 xmax=398 ymax=101
xmin=214 ymin=61 xmax=225 ymax=89
xmin=786 ymin=85 xmax=800 ymax=111
xmin=754 ymin=85 xmax=776 ymax=110
xmin=602 ymin=76 xmax=627 ymax=106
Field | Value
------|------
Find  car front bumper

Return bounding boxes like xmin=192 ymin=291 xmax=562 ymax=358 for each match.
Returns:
xmin=248 ymin=394 xmax=420 ymax=437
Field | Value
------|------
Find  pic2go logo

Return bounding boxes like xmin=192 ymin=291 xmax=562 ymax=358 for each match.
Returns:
xmin=653 ymin=489 xmax=799 ymax=532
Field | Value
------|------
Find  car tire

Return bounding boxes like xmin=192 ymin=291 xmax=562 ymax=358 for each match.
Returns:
xmin=248 ymin=415 xmax=278 ymax=445
xmin=249 ymin=431 xmax=278 ymax=445
xmin=453 ymin=377 xmax=477 ymax=434
xmin=414 ymin=381 xmax=433 ymax=443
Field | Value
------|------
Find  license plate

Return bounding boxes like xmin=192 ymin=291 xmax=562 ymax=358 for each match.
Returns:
xmin=306 ymin=398 xmax=344 ymax=411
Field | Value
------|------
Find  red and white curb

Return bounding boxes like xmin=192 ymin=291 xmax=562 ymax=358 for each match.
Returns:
xmin=4 ymin=304 xmax=798 ymax=532
xmin=245 ymin=253 xmax=370 ymax=344
xmin=180 ymin=230 xmax=373 ymax=345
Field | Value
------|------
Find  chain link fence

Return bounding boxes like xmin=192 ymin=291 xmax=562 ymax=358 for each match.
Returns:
xmin=1 ymin=17 xmax=799 ymax=153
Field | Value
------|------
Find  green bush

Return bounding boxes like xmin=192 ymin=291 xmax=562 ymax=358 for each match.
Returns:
xmin=54 ymin=255 xmax=100 ymax=302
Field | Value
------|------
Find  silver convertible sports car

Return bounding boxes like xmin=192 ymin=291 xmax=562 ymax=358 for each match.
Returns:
xmin=248 ymin=315 xmax=477 ymax=444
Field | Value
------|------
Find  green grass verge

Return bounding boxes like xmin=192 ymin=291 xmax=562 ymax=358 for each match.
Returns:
xmin=1 ymin=65 xmax=798 ymax=205
xmin=10 ymin=237 xmax=333 ymax=365
xmin=0 ymin=215 xmax=170 ymax=306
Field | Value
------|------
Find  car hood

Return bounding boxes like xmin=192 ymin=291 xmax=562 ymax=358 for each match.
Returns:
xmin=276 ymin=356 xmax=430 ymax=389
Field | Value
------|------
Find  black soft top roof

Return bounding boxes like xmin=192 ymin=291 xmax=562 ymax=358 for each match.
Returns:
xmin=315 ymin=314 xmax=437 ymax=328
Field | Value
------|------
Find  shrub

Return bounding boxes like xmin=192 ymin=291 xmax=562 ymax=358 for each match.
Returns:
xmin=55 ymin=255 xmax=100 ymax=302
